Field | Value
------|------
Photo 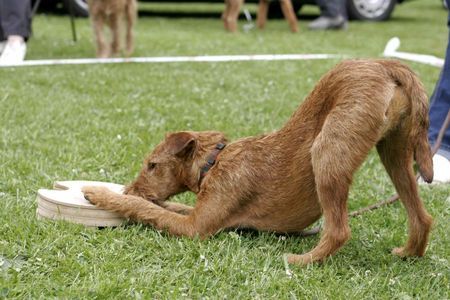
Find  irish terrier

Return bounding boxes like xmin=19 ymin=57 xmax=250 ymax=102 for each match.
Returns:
xmin=83 ymin=59 xmax=434 ymax=266
xmin=87 ymin=0 xmax=137 ymax=58
xmin=223 ymin=0 xmax=298 ymax=32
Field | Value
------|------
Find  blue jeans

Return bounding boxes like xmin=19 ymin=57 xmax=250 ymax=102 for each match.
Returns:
xmin=0 ymin=0 xmax=31 ymax=41
xmin=316 ymin=0 xmax=347 ymax=18
xmin=428 ymin=2 xmax=450 ymax=160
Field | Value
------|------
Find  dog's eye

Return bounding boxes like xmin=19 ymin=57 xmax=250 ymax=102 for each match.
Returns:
xmin=147 ymin=162 xmax=157 ymax=171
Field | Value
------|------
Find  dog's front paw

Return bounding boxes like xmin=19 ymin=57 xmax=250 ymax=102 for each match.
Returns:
xmin=82 ymin=186 xmax=112 ymax=206
xmin=285 ymin=253 xmax=314 ymax=266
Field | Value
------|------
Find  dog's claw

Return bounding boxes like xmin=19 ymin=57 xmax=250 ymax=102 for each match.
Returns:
xmin=82 ymin=186 xmax=108 ymax=205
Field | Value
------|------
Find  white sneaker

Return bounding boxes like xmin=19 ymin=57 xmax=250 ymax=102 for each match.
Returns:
xmin=432 ymin=154 xmax=450 ymax=183
xmin=0 ymin=40 xmax=27 ymax=66
xmin=0 ymin=41 xmax=6 ymax=55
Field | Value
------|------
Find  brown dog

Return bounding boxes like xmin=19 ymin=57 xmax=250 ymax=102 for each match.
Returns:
xmin=87 ymin=0 xmax=137 ymax=58
xmin=223 ymin=0 xmax=298 ymax=32
xmin=83 ymin=59 xmax=433 ymax=266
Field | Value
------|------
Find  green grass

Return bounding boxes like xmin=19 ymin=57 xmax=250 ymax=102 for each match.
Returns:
xmin=1 ymin=1 xmax=449 ymax=298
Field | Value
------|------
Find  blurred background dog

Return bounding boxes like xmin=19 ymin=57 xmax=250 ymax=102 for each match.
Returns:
xmin=222 ymin=0 xmax=298 ymax=32
xmin=87 ymin=0 xmax=137 ymax=58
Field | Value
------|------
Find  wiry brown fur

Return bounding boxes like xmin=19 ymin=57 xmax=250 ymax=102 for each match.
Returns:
xmin=83 ymin=59 xmax=434 ymax=265
xmin=87 ymin=0 xmax=137 ymax=58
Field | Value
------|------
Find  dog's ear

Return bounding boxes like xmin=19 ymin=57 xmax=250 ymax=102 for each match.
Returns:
xmin=165 ymin=132 xmax=196 ymax=158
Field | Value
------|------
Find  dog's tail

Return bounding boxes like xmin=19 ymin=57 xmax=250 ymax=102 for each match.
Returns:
xmin=381 ymin=60 xmax=434 ymax=183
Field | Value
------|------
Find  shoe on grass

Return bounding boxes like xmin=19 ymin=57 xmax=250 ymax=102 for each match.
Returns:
xmin=432 ymin=153 xmax=450 ymax=183
xmin=0 ymin=41 xmax=6 ymax=55
xmin=420 ymin=153 xmax=450 ymax=184
xmin=308 ymin=15 xmax=348 ymax=30
xmin=0 ymin=40 xmax=27 ymax=66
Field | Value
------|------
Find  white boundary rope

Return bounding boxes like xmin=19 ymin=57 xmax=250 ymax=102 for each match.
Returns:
xmin=383 ymin=37 xmax=444 ymax=68
xmin=0 ymin=54 xmax=341 ymax=68
xmin=0 ymin=38 xmax=442 ymax=68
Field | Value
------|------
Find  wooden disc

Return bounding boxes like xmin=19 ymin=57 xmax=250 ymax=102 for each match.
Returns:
xmin=36 ymin=180 xmax=126 ymax=227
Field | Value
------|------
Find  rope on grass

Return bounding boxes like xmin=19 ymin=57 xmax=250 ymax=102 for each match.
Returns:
xmin=0 ymin=37 xmax=443 ymax=69
xmin=383 ymin=37 xmax=444 ymax=68
xmin=0 ymin=54 xmax=342 ymax=68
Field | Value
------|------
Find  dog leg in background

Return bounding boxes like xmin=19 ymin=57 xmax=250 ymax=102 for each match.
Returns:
xmin=377 ymin=133 xmax=433 ymax=257
xmin=257 ymin=0 xmax=298 ymax=32
xmin=93 ymin=16 xmax=109 ymax=58
xmin=109 ymin=12 xmax=121 ymax=57
xmin=222 ymin=0 xmax=232 ymax=31
xmin=224 ymin=0 xmax=243 ymax=32
xmin=125 ymin=0 xmax=137 ymax=56
xmin=279 ymin=0 xmax=298 ymax=32
xmin=256 ymin=0 xmax=269 ymax=30
xmin=88 ymin=0 xmax=109 ymax=58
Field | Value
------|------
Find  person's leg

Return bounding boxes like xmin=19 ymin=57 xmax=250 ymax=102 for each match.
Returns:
xmin=0 ymin=15 xmax=5 ymax=41
xmin=0 ymin=10 xmax=5 ymax=54
xmin=324 ymin=0 xmax=347 ymax=18
xmin=309 ymin=0 xmax=347 ymax=30
xmin=0 ymin=0 xmax=31 ymax=64
xmin=0 ymin=0 xmax=32 ymax=40
xmin=315 ymin=0 xmax=328 ymax=16
xmin=429 ymin=12 xmax=450 ymax=156
xmin=427 ymin=5 xmax=450 ymax=183
xmin=429 ymin=74 xmax=450 ymax=158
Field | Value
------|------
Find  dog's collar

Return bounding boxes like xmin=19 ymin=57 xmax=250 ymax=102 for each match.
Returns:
xmin=199 ymin=143 xmax=226 ymax=181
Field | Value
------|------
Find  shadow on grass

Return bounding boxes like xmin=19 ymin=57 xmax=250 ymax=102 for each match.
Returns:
xmin=35 ymin=7 xmax=319 ymax=20
xmin=118 ymin=221 xmax=319 ymax=240
xmin=386 ymin=15 xmax=429 ymax=24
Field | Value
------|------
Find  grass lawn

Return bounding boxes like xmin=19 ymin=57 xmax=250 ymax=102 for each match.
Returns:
xmin=1 ymin=1 xmax=449 ymax=298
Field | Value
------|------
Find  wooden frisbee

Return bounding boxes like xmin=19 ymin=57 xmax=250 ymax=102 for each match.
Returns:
xmin=36 ymin=180 xmax=125 ymax=227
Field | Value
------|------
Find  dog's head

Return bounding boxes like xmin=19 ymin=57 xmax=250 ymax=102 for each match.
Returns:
xmin=124 ymin=131 xmax=227 ymax=201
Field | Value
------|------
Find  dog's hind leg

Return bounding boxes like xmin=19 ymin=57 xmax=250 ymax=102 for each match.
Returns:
xmin=377 ymin=132 xmax=433 ymax=257
xmin=109 ymin=13 xmax=121 ymax=57
xmin=225 ymin=0 xmax=243 ymax=32
xmin=222 ymin=0 xmax=232 ymax=31
xmin=280 ymin=0 xmax=298 ymax=32
xmin=125 ymin=0 xmax=137 ymax=56
xmin=92 ymin=14 xmax=109 ymax=58
xmin=287 ymin=102 xmax=386 ymax=265
xmin=256 ymin=0 xmax=269 ymax=30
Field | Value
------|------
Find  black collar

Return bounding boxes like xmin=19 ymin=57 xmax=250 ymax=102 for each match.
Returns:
xmin=199 ymin=143 xmax=226 ymax=181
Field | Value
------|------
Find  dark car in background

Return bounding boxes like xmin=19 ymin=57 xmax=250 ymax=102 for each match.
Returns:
xmin=47 ymin=0 xmax=404 ymax=21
